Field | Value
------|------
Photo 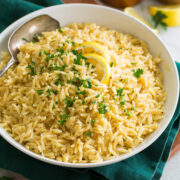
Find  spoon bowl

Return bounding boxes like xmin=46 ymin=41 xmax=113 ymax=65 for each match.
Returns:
xmin=0 ymin=14 xmax=60 ymax=77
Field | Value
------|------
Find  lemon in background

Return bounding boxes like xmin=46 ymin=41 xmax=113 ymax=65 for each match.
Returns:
xmin=124 ymin=7 xmax=159 ymax=34
xmin=149 ymin=5 xmax=180 ymax=27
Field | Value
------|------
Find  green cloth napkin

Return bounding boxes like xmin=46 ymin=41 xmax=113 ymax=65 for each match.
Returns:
xmin=0 ymin=1 xmax=180 ymax=179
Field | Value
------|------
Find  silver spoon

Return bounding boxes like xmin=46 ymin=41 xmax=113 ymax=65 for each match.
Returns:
xmin=0 ymin=14 xmax=60 ymax=77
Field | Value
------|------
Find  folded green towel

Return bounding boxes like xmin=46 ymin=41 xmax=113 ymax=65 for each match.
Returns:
xmin=0 ymin=1 xmax=180 ymax=180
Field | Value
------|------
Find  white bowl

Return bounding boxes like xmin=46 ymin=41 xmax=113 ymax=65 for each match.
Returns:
xmin=0 ymin=4 xmax=179 ymax=168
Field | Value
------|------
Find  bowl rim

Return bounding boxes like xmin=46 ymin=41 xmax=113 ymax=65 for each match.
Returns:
xmin=0 ymin=3 xmax=179 ymax=168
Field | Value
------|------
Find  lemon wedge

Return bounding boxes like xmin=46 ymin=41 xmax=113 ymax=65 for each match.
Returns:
xmin=149 ymin=5 xmax=180 ymax=27
xmin=83 ymin=53 xmax=111 ymax=85
xmin=124 ymin=7 xmax=159 ymax=34
xmin=75 ymin=42 xmax=110 ymax=63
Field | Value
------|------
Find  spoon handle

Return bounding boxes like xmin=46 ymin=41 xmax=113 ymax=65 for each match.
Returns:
xmin=0 ymin=57 xmax=16 ymax=77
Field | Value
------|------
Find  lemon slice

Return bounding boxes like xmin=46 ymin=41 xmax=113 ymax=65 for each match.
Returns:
xmin=124 ymin=7 xmax=159 ymax=34
xmin=75 ymin=42 xmax=110 ymax=63
xmin=149 ymin=5 xmax=180 ymax=27
xmin=83 ymin=53 xmax=111 ymax=85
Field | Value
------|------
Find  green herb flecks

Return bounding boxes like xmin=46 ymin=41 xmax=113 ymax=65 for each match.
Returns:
xmin=91 ymin=120 xmax=95 ymax=125
xmin=22 ymin=37 xmax=28 ymax=42
xmin=54 ymin=74 xmax=64 ymax=86
xmin=120 ymin=100 xmax=126 ymax=106
xmin=82 ymin=100 xmax=85 ymax=105
xmin=58 ymin=27 xmax=63 ymax=33
xmin=76 ymin=90 xmax=86 ymax=95
xmin=117 ymin=88 xmax=124 ymax=97
xmin=150 ymin=11 xmax=168 ymax=30
xmin=46 ymin=89 xmax=58 ymax=96
xmin=63 ymin=96 xmax=77 ymax=109
xmin=72 ymin=49 xmax=87 ymax=65
xmin=92 ymin=100 xmax=96 ymax=104
xmin=39 ymin=66 xmax=44 ymax=74
xmin=72 ymin=41 xmax=76 ymax=46
xmin=82 ymin=79 xmax=92 ymax=88
xmin=132 ymin=68 xmax=143 ymax=78
xmin=110 ymin=62 xmax=114 ymax=67
xmin=26 ymin=60 xmax=36 ymax=76
xmin=44 ymin=50 xmax=55 ymax=62
xmin=131 ymin=62 xmax=136 ymax=66
xmin=98 ymin=101 xmax=108 ymax=114
xmin=126 ymin=111 xmax=131 ymax=117
xmin=48 ymin=64 xmax=67 ymax=71
xmin=39 ymin=51 xmax=42 ymax=57
xmin=58 ymin=113 xmax=69 ymax=125
xmin=33 ymin=33 xmax=39 ymax=42
xmin=86 ymin=132 xmax=92 ymax=137
xmin=36 ymin=90 xmax=43 ymax=95
xmin=96 ymin=94 xmax=100 ymax=98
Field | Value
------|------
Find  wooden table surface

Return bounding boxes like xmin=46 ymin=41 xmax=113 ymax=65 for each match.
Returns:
xmin=63 ymin=0 xmax=180 ymax=158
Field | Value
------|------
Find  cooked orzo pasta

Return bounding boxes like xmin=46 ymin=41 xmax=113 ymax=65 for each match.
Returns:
xmin=0 ymin=23 xmax=166 ymax=163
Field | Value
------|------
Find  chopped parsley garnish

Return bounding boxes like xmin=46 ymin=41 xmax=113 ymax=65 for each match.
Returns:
xmin=150 ymin=11 xmax=168 ymax=31
xmin=76 ymin=90 xmax=86 ymax=95
xmin=58 ymin=27 xmax=63 ymax=33
xmin=39 ymin=66 xmax=44 ymax=74
xmin=43 ymin=50 xmax=55 ymax=62
xmin=82 ymin=78 xmax=92 ymax=88
xmin=131 ymin=62 xmax=136 ymax=65
xmin=56 ymin=48 xmax=65 ymax=55
xmin=118 ymin=47 xmax=122 ymax=50
xmin=68 ymin=77 xmax=81 ymax=86
xmin=92 ymin=100 xmax=96 ymax=104
xmin=124 ymin=109 xmax=127 ymax=113
xmin=36 ymin=90 xmax=43 ymax=95
xmin=117 ymin=88 xmax=124 ymax=97
xmin=92 ymin=65 xmax=96 ymax=69
xmin=26 ymin=60 xmax=36 ymax=76
xmin=72 ymin=50 xmax=87 ymax=65
xmin=63 ymin=96 xmax=77 ymax=109
xmin=82 ymin=100 xmax=85 ymax=105
xmin=59 ymin=65 xmax=67 ymax=71
xmin=91 ymin=120 xmax=95 ymax=125
xmin=72 ymin=41 xmax=76 ymax=46
xmin=54 ymin=74 xmax=64 ymax=86
xmin=48 ymin=64 xmax=67 ymax=71
xmin=131 ymin=107 xmax=135 ymax=111
xmin=86 ymin=132 xmax=92 ymax=137
xmin=58 ymin=120 xmax=66 ymax=125
xmin=98 ymin=102 xmax=108 ymax=114
xmin=33 ymin=33 xmax=39 ymax=42
xmin=126 ymin=111 xmax=131 ymax=117
xmin=59 ymin=113 xmax=69 ymax=125
xmin=132 ymin=68 xmax=143 ymax=78
xmin=132 ymin=88 xmax=135 ymax=93
xmin=46 ymin=89 xmax=58 ymax=96
xmin=55 ymin=101 xmax=58 ymax=104
xmin=22 ymin=37 xmax=28 ymax=42
xmin=96 ymin=94 xmax=100 ymax=98
xmin=110 ymin=62 xmax=114 ymax=67
xmin=120 ymin=100 xmax=126 ymax=106
xmin=39 ymin=51 xmax=42 ymax=57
